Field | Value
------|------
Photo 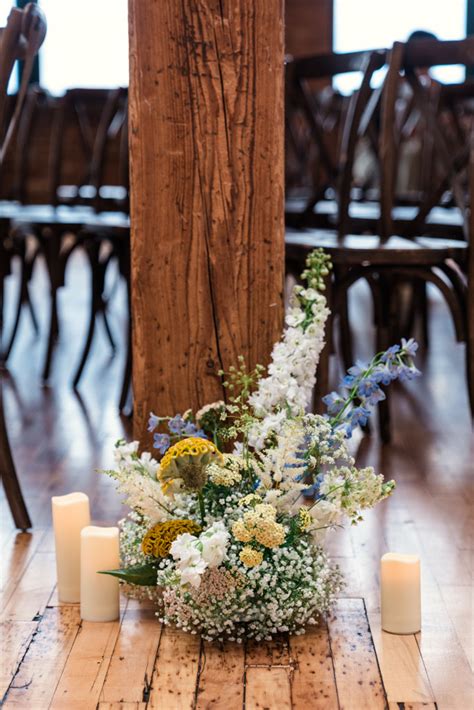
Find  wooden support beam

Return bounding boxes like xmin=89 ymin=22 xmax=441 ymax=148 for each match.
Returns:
xmin=129 ymin=1 xmax=285 ymax=438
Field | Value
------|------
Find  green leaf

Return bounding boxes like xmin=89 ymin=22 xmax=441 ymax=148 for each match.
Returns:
xmin=98 ymin=563 xmax=157 ymax=586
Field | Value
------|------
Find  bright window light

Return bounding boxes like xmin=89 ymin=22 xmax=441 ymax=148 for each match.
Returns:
xmin=39 ymin=0 xmax=129 ymax=95
xmin=333 ymin=0 xmax=467 ymax=93
xmin=0 ymin=0 xmax=18 ymax=92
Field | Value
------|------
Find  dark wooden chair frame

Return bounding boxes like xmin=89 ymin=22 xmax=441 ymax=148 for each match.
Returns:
xmin=0 ymin=3 xmax=47 ymax=530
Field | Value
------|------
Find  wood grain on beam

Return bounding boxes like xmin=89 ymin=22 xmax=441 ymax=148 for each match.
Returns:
xmin=129 ymin=1 xmax=285 ymax=438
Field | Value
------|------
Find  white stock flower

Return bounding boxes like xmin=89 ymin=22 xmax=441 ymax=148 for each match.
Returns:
xmin=200 ymin=521 xmax=229 ymax=567
xmin=114 ymin=440 xmax=139 ymax=466
xmin=179 ymin=558 xmax=208 ymax=588
xmin=170 ymin=522 xmax=230 ymax=588
xmin=170 ymin=532 xmax=201 ymax=566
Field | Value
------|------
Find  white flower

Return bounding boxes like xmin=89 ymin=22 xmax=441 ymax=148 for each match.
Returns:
xmin=114 ymin=440 xmax=139 ymax=465
xmin=196 ymin=400 xmax=225 ymax=423
xmin=170 ymin=533 xmax=201 ymax=566
xmin=308 ymin=500 xmax=341 ymax=544
xmin=139 ymin=452 xmax=160 ymax=478
xmin=179 ymin=558 xmax=208 ymax=588
xmin=200 ymin=522 xmax=229 ymax=567
xmin=248 ymin=288 xmax=329 ymax=447
xmin=109 ymin=468 xmax=173 ymax=524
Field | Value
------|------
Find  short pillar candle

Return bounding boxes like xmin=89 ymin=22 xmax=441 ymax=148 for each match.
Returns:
xmin=52 ymin=492 xmax=91 ymax=602
xmin=381 ymin=552 xmax=421 ymax=634
xmin=80 ymin=526 xmax=120 ymax=622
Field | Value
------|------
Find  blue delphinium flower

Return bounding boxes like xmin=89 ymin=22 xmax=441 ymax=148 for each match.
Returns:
xmin=401 ymin=337 xmax=418 ymax=358
xmin=325 ymin=338 xmax=421 ymax=438
xmin=148 ymin=413 xmax=161 ymax=433
xmin=149 ymin=412 xmax=207 ymax=455
xmin=380 ymin=344 xmax=400 ymax=363
xmin=322 ymin=391 xmax=345 ymax=416
xmin=168 ymin=414 xmax=186 ymax=434
xmin=183 ymin=421 xmax=206 ymax=438
xmin=349 ymin=406 xmax=371 ymax=427
xmin=371 ymin=364 xmax=396 ymax=386
xmin=153 ymin=432 xmax=171 ymax=453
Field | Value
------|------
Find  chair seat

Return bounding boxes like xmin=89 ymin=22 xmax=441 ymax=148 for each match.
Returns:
xmin=285 ymin=229 xmax=467 ymax=266
xmin=285 ymin=198 xmax=464 ymax=237
xmin=0 ymin=201 xmax=129 ymax=232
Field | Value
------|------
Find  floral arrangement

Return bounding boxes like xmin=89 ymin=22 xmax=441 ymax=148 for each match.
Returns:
xmin=103 ymin=249 xmax=420 ymax=642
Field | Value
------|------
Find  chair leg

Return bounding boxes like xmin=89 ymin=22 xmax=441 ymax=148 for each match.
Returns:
xmin=27 ymin=284 xmax=39 ymax=335
xmin=119 ymin=323 xmax=132 ymax=412
xmin=467 ymin=290 xmax=474 ymax=418
xmin=339 ymin=289 xmax=354 ymax=372
xmin=3 ymin=261 xmax=29 ymax=362
xmin=102 ymin=305 xmax=116 ymax=352
xmin=42 ymin=287 xmax=59 ymax=382
xmin=0 ymin=380 xmax=31 ymax=530
xmin=73 ymin=255 xmax=101 ymax=389
xmin=313 ymin=272 xmax=333 ymax=414
xmin=371 ymin=274 xmax=392 ymax=444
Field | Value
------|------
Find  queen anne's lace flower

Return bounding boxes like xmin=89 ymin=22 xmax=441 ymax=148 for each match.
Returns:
xmin=207 ymin=454 xmax=242 ymax=487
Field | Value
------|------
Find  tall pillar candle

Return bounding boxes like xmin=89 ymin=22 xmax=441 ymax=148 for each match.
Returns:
xmin=80 ymin=526 xmax=120 ymax=622
xmin=52 ymin=492 xmax=91 ymax=602
xmin=381 ymin=552 xmax=421 ymax=634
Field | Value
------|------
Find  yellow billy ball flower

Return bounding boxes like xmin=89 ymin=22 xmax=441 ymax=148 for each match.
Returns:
xmin=254 ymin=503 xmax=277 ymax=520
xmin=238 ymin=493 xmax=262 ymax=507
xmin=232 ymin=520 xmax=253 ymax=543
xmin=142 ymin=519 xmax=201 ymax=558
xmin=239 ymin=546 xmax=263 ymax=568
xmin=298 ymin=507 xmax=312 ymax=531
xmin=242 ymin=510 xmax=262 ymax=531
xmin=158 ymin=437 xmax=223 ymax=492
xmin=253 ymin=519 xmax=286 ymax=548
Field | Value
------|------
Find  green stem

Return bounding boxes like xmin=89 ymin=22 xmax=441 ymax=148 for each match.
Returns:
xmin=197 ymin=492 xmax=206 ymax=526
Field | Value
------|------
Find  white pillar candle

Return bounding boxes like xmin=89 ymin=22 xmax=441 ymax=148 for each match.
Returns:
xmin=80 ymin=526 xmax=120 ymax=622
xmin=52 ymin=492 xmax=91 ymax=603
xmin=381 ymin=552 xmax=421 ymax=634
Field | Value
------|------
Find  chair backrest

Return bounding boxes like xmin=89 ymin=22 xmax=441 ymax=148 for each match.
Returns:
xmin=49 ymin=87 xmax=129 ymax=212
xmin=379 ymin=37 xmax=474 ymax=239
xmin=0 ymin=3 xmax=46 ymax=167
xmin=286 ymin=48 xmax=386 ymax=234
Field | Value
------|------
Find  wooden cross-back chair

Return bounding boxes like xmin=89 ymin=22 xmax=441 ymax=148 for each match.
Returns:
xmin=286 ymin=38 xmax=473 ymax=440
xmin=0 ymin=2 xmax=47 ymax=531
xmin=379 ymin=37 xmax=474 ymax=241
xmin=50 ymin=87 xmax=129 ymax=212
xmin=285 ymin=49 xmax=386 ymax=234
xmin=5 ymin=87 xmax=130 ymax=391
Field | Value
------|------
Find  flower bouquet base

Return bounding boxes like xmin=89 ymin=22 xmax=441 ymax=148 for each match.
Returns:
xmin=119 ymin=511 xmax=342 ymax=642
xmin=103 ymin=249 xmax=419 ymax=643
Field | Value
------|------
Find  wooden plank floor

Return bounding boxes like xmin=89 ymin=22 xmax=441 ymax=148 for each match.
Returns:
xmin=1 ymin=253 xmax=473 ymax=708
